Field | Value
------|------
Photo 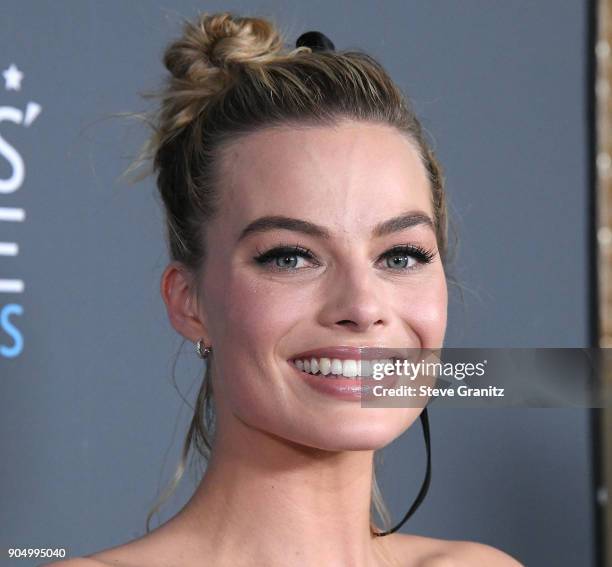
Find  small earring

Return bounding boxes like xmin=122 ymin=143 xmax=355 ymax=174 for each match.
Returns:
xmin=195 ymin=338 xmax=212 ymax=359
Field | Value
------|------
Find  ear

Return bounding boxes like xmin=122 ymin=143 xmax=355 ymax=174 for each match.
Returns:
xmin=160 ymin=261 xmax=208 ymax=343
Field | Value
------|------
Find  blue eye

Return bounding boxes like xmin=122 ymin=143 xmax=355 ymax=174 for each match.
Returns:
xmin=254 ymin=245 xmax=317 ymax=272
xmin=386 ymin=254 xmax=413 ymax=270
xmin=253 ymin=243 xmax=437 ymax=273
xmin=381 ymin=245 xmax=436 ymax=271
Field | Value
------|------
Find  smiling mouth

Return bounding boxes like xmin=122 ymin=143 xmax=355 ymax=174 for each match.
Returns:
xmin=289 ymin=357 xmax=400 ymax=379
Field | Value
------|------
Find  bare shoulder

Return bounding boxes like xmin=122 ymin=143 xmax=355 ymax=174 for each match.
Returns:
xmin=388 ymin=533 xmax=524 ymax=567
xmin=38 ymin=545 xmax=147 ymax=567
xmin=38 ymin=526 xmax=191 ymax=567
xmin=444 ymin=539 xmax=524 ymax=566
xmin=38 ymin=517 xmax=202 ymax=567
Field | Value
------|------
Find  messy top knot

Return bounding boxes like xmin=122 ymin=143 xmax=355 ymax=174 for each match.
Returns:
xmin=133 ymin=10 xmax=452 ymax=537
xmin=164 ymin=12 xmax=284 ymax=79
xmin=153 ymin=12 xmax=293 ymax=136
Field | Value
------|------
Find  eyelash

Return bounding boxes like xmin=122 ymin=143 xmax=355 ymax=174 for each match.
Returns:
xmin=253 ymin=242 xmax=437 ymax=273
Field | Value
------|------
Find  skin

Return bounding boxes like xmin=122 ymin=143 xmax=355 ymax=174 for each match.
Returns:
xmin=48 ymin=120 xmax=523 ymax=567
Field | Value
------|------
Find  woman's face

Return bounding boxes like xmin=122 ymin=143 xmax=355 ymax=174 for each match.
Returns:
xmin=199 ymin=120 xmax=447 ymax=451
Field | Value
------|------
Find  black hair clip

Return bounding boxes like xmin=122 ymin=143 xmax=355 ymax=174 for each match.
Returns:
xmin=295 ymin=31 xmax=335 ymax=52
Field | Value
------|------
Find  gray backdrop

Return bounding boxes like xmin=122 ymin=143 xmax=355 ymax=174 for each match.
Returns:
xmin=0 ymin=1 xmax=596 ymax=566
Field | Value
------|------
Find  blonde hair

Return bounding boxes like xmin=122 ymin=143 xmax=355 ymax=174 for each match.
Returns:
xmin=126 ymin=10 xmax=451 ymax=537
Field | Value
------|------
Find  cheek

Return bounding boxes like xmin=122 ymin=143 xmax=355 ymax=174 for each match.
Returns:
xmin=203 ymin=265 xmax=313 ymax=378
xmin=202 ymin=272 xmax=290 ymax=422
xmin=218 ymin=275 xmax=304 ymax=349
xmin=406 ymin=272 xmax=448 ymax=348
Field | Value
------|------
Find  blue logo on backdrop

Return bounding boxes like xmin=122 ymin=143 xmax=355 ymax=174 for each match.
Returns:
xmin=1 ymin=63 xmax=42 ymax=359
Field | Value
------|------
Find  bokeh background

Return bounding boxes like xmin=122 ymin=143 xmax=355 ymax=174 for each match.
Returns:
xmin=0 ymin=1 xmax=598 ymax=566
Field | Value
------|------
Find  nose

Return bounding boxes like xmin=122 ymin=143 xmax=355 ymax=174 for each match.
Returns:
xmin=317 ymin=263 xmax=388 ymax=333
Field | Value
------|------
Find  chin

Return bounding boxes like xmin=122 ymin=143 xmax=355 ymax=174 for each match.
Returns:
xmin=287 ymin=410 xmax=419 ymax=452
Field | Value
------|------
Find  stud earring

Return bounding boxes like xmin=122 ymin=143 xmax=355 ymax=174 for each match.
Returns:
xmin=195 ymin=338 xmax=212 ymax=359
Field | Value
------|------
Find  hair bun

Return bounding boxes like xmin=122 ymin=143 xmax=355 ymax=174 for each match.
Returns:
xmin=295 ymin=31 xmax=335 ymax=52
xmin=163 ymin=11 xmax=283 ymax=82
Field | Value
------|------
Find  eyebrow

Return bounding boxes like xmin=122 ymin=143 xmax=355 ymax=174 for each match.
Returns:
xmin=237 ymin=210 xmax=435 ymax=242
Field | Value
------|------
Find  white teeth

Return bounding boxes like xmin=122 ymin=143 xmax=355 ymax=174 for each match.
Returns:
xmin=331 ymin=358 xmax=343 ymax=375
xmin=310 ymin=358 xmax=319 ymax=373
xmin=292 ymin=357 xmax=395 ymax=379
xmin=319 ymin=358 xmax=331 ymax=375
xmin=342 ymin=360 xmax=357 ymax=377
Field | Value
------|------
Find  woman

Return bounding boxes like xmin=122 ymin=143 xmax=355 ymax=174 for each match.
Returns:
xmin=53 ymin=11 xmax=523 ymax=567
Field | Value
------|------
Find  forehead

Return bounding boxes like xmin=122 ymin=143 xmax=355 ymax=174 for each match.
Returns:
xmin=215 ymin=121 xmax=433 ymax=237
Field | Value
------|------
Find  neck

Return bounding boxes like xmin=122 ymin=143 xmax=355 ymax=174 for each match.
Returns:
xmin=168 ymin=412 xmax=397 ymax=567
